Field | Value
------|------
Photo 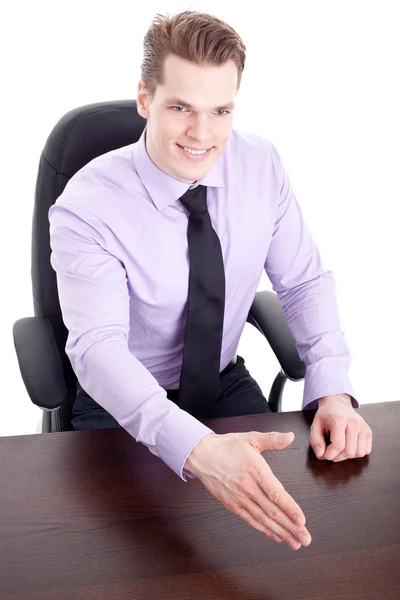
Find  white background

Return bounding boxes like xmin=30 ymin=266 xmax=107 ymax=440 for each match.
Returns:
xmin=2 ymin=0 xmax=399 ymax=436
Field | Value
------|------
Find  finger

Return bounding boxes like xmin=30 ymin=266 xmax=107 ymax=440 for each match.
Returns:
xmin=258 ymin=473 xmax=307 ymax=528
xmin=331 ymin=450 xmax=347 ymax=462
xmin=333 ymin=430 xmax=368 ymax=461
xmin=248 ymin=431 xmax=295 ymax=452
xmin=237 ymin=501 xmax=302 ymax=550
xmin=309 ymin=418 xmax=326 ymax=459
xmin=322 ymin=421 xmax=346 ymax=461
xmin=356 ymin=430 xmax=368 ymax=457
xmin=254 ymin=481 xmax=311 ymax=544
xmin=345 ymin=424 xmax=359 ymax=458
xmin=332 ymin=424 xmax=358 ymax=461
xmin=366 ymin=428 xmax=373 ymax=455
xmin=236 ymin=505 xmax=288 ymax=545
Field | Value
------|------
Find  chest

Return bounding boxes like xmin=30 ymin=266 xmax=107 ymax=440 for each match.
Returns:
xmin=106 ymin=188 xmax=273 ymax=313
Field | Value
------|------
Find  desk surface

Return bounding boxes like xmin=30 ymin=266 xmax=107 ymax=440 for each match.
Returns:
xmin=1 ymin=401 xmax=399 ymax=600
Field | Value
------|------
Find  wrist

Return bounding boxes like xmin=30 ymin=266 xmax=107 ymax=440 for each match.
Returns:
xmin=184 ymin=433 xmax=216 ymax=474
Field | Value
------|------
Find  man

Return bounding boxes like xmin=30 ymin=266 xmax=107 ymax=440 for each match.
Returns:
xmin=49 ymin=10 xmax=372 ymax=552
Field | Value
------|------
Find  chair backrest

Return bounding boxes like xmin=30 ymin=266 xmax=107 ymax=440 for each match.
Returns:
xmin=32 ymin=99 xmax=146 ymax=390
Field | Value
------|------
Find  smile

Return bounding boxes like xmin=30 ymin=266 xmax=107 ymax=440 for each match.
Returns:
xmin=177 ymin=144 xmax=213 ymax=160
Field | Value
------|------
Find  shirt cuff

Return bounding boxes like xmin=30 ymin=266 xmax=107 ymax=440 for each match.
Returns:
xmin=156 ymin=409 xmax=215 ymax=481
xmin=302 ymin=363 xmax=359 ymax=410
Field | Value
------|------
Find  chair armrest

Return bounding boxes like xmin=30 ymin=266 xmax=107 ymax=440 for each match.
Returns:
xmin=247 ymin=290 xmax=306 ymax=381
xmin=12 ymin=317 xmax=68 ymax=410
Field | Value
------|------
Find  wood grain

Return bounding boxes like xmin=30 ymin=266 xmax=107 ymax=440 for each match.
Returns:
xmin=1 ymin=402 xmax=399 ymax=600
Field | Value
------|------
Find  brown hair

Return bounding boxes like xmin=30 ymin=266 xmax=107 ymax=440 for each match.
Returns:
xmin=140 ymin=10 xmax=246 ymax=99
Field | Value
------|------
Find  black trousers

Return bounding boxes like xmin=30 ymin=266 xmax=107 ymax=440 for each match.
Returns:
xmin=71 ymin=355 xmax=271 ymax=431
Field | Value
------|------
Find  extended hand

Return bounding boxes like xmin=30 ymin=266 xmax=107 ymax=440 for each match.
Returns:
xmin=184 ymin=431 xmax=312 ymax=550
xmin=310 ymin=394 xmax=373 ymax=462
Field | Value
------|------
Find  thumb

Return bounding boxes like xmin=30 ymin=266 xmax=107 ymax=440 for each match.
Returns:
xmin=310 ymin=418 xmax=326 ymax=458
xmin=248 ymin=431 xmax=295 ymax=452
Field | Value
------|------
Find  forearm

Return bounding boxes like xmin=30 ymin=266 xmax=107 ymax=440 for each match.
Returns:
xmin=278 ymin=271 xmax=358 ymax=410
xmin=264 ymin=146 xmax=358 ymax=411
xmin=69 ymin=335 xmax=214 ymax=479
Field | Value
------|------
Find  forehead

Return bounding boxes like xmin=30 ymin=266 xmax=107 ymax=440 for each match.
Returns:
xmin=158 ymin=54 xmax=238 ymax=108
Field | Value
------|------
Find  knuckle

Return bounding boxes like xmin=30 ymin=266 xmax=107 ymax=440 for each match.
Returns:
xmin=239 ymin=482 xmax=254 ymax=498
xmin=239 ymin=499 xmax=251 ymax=514
xmin=289 ymin=511 xmax=301 ymax=524
xmin=267 ymin=507 xmax=279 ymax=521
xmin=257 ymin=513 xmax=270 ymax=528
xmin=273 ymin=528 xmax=286 ymax=540
xmin=243 ymin=514 xmax=255 ymax=527
xmin=347 ymin=423 xmax=360 ymax=436
xmin=268 ymin=488 xmax=281 ymax=504
xmin=334 ymin=415 xmax=346 ymax=429
xmin=262 ymin=432 xmax=276 ymax=447
xmin=225 ymin=499 xmax=240 ymax=514
xmin=236 ymin=476 xmax=253 ymax=494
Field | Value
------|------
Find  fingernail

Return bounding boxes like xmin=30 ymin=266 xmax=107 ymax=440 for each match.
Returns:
xmin=298 ymin=533 xmax=310 ymax=546
xmin=288 ymin=537 xmax=301 ymax=550
xmin=315 ymin=445 xmax=322 ymax=457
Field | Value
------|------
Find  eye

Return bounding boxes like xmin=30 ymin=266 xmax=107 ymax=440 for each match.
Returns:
xmin=170 ymin=106 xmax=230 ymax=116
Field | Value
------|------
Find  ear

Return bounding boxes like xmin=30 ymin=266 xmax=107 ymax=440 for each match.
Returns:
xmin=137 ymin=79 xmax=151 ymax=119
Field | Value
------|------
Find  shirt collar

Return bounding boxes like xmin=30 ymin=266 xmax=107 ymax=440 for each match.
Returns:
xmin=132 ymin=125 xmax=225 ymax=211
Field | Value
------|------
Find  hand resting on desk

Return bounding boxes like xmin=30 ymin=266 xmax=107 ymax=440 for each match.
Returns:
xmin=184 ymin=431 xmax=312 ymax=551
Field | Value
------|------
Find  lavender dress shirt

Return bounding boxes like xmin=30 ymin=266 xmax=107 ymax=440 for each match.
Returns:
xmin=49 ymin=126 xmax=358 ymax=481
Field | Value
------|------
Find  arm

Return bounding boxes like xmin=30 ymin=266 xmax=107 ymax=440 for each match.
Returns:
xmin=264 ymin=145 xmax=358 ymax=410
xmin=49 ymin=201 xmax=213 ymax=480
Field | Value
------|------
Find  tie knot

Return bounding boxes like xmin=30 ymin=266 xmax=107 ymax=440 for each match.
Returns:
xmin=179 ymin=185 xmax=207 ymax=216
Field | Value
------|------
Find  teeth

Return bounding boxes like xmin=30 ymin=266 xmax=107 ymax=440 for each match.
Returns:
xmin=183 ymin=147 xmax=208 ymax=155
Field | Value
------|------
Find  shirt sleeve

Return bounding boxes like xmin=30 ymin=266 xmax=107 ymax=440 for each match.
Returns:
xmin=264 ymin=144 xmax=359 ymax=410
xmin=49 ymin=200 xmax=214 ymax=479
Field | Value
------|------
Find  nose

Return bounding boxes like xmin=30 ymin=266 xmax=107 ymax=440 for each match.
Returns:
xmin=187 ymin=114 xmax=212 ymax=144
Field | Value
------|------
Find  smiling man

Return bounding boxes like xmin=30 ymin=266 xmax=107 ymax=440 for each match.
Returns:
xmin=49 ymin=10 xmax=372 ymax=552
xmin=140 ymin=52 xmax=237 ymax=184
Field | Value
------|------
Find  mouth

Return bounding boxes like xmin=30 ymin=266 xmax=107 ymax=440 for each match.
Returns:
xmin=177 ymin=144 xmax=213 ymax=161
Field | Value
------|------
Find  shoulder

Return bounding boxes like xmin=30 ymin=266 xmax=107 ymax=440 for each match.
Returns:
xmin=68 ymin=143 xmax=136 ymax=193
xmin=225 ymin=128 xmax=285 ymax=179
xmin=53 ymin=143 xmax=144 ymax=217
xmin=230 ymin=127 xmax=276 ymax=151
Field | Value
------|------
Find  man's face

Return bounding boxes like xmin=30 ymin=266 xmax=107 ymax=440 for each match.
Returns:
xmin=137 ymin=54 xmax=238 ymax=184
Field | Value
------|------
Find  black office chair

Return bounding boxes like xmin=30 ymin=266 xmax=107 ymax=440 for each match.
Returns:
xmin=12 ymin=99 xmax=306 ymax=433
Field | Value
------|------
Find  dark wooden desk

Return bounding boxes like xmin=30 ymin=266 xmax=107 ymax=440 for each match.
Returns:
xmin=1 ymin=402 xmax=399 ymax=600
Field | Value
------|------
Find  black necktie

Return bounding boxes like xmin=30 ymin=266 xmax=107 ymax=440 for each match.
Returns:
xmin=178 ymin=184 xmax=226 ymax=419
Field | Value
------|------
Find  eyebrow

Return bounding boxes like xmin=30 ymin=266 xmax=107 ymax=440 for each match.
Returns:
xmin=163 ymin=97 xmax=235 ymax=111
